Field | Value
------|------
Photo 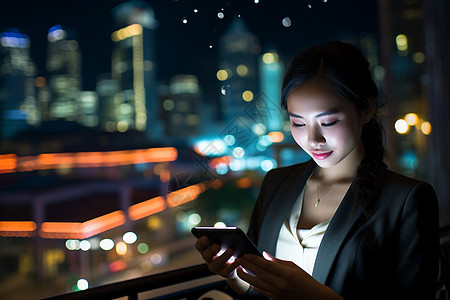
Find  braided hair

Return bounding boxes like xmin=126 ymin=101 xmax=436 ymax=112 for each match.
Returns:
xmin=281 ymin=41 xmax=386 ymax=215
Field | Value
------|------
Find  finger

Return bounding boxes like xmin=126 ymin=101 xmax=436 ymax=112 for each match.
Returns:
xmin=209 ymin=248 xmax=234 ymax=271
xmin=201 ymin=243 xmax=221 ymax=263
xmin=236 ymin=265 xmax=275 ymax=294
xmin=195 ymin=236 xmax=209 ymax=251
xmin=263 ymin=251 xmax=298 ymax=269
xmin=251 ymin=284 xmax=273 ymax=299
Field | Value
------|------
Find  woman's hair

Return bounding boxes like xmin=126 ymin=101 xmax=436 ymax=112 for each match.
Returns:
xmin=281 ymin=41 xmax=386 ymax=215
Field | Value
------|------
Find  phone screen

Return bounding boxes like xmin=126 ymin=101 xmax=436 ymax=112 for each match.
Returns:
xmin=191 ymin=226 xmax=262 ymax=258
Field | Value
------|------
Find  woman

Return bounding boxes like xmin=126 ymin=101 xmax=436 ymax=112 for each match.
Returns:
xmin=195 ymin=41 xmax=439 ymax=299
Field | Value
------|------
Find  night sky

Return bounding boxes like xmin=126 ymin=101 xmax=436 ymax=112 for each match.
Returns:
xmin=0 ymin=0 xmax=379 ymax=100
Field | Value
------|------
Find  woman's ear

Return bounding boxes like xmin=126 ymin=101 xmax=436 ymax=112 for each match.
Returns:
xmin=362 ymin=97 xmax=376 ymax=124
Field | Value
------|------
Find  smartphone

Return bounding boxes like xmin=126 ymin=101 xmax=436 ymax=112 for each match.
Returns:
xmin=191 ymin=226 xmax=262 ymax=258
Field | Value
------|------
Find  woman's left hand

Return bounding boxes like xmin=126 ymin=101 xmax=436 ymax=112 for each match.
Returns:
xmin=235 ymin=252 xmax=342 ymax=300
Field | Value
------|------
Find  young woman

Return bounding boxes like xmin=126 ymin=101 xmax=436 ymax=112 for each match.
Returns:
xmin=195 ymin=41 xmax=440 ymax=299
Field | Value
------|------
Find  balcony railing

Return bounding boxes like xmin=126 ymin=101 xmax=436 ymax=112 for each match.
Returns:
xmin=42 ymin=225 xmax=450 ymax=300
xmin=43 ymin=263 xmax=227 ymax=300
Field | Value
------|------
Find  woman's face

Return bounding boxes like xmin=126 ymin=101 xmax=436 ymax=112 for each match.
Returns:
xmin=287 ymin=81 xmax=366 ymax=170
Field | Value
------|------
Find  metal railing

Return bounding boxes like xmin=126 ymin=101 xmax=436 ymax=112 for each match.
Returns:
xmin=42 ymin=264 xmax=226 ymax=300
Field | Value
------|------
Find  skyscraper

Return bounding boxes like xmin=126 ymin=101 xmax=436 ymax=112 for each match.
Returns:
xmin=111 ymin=0 xmax=161 ymax=138
xmin=46 ymin=25 xmax=82 ymax=121
xmin=162 ymin=74 xmax=201 ymax=139
xmin=0 ymin=28 xmax=39 ymax=138
xmin=258 ymin=50 xmax=283 ymax=132
xmin=217 ymin=17 xmax=260 ymax=123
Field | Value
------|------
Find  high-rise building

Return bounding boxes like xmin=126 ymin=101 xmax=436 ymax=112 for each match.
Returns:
xmin=162 ymin=75 xmax=201 ymax=139
xmin=258 ymin=50 xmax=284 ymax=132
xmin=77 ymin=91 xmax=99 ymax=127
xmin=111 ymin=0 xmax=161 ymax=138
xmin=0 ymin=28 xmax=39 ymax=138
xmin=217 ymin=17 xmax=260 ymax=123
xmin=46 ymin=25 xmax=82 ymax=121
xmin=96 ymin=74 xmax=120 ymax=132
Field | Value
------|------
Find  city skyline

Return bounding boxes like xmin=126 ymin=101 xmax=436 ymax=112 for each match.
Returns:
xmin=0 ymin=0 xmax=379 ymax=93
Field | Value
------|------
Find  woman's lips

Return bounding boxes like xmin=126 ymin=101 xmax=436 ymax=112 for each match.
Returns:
xmin=311 ymin=151 xmax=333 ymax=160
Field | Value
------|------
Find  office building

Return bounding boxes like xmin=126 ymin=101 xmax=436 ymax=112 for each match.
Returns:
xmin=111 ymin=1 xmax=162 ymax=138
xmin=0 ymin=28 xmax=39 ymax=138
xmin=46 ymin=25 xmax=82 ymax=121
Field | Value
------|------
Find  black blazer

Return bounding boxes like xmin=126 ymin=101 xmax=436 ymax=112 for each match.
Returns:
xmin=245 ymin=160 xmax=440 ymax=300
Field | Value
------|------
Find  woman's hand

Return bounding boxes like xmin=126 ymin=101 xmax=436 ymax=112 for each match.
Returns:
xmin=194 ymin=236 xmax=240 ymax=278
xmin=236 ymin=252 xmax=343 ymax=300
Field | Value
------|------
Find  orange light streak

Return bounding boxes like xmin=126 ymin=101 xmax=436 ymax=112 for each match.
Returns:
xmin=0 ymin=147 xmax=177 ymax=173
xmin=40 ymin=211 xmax=126 ymax=239
xmin=0 ymin=221 xmax=37 ymax=237
xmin=208 ymin=155 xmax=232 ymax=169
xmin=0 ymin=154 xmax=17 ymax=174
xmin=167 ymin=183 xmax=206 ymax=208
xmin=128 ymin=196 xmax=166 ymax=221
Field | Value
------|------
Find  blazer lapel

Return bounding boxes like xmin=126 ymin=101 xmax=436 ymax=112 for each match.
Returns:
xmin=257 ymin=161 xmax=315 ymax=255
xmin=312 ymin=182 xmax=362 ymax=284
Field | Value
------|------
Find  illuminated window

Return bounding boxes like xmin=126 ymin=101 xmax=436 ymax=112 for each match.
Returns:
xmin=236 ymin=64 xmax=248 ymax=77
xmin=117 ymin=120 xmax=128 ymax=132
xmin=163 ymin=99 xmax=174 ymax=111
xmin=172 ymin=113 xmax=183 ymax=124
xmin=185 ymin=114 xmax=199 ymax=125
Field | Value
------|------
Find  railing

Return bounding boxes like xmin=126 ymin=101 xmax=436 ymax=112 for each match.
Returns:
xmin=43 ymin=226 xmax=450 ymax=300
xmin=42 ymin=264 xmax=227 ymax=300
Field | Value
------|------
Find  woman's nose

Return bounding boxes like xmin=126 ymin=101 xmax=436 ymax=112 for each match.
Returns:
xmin=308 ymin=127 xmax=326 ymax=147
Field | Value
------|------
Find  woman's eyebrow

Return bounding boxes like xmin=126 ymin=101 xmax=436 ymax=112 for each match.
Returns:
xmin=288 ymin=108 xmax=340 ymax=119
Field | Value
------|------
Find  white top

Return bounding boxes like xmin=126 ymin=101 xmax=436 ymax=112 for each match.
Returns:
xmin=275 ymin=187 xmax=331 ymax=275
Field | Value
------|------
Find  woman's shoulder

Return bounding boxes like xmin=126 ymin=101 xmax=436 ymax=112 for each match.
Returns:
xmin=378 ymin=168 xmax=437 ymax=201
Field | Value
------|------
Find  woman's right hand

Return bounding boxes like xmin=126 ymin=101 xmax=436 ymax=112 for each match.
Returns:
xmin=195 ymin=235 xmax=240 ymax=278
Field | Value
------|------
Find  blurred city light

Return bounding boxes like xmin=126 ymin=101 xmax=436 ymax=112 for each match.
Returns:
xmin=242 ymin=90 xmax=254 ymax=102
xmin=262 ymin=52 xmax=279 ymax=64
xmin=128 ymin=196 xmax=166 ymax=221
xmin=395 ymin=34 xmax=408 ymax=52
xmin=111 ymin=24 xmax=143 ymax=42
xmin=0 ymin=147 xmax=177 ymax=174
xmin=268 ymin=131 xmax=284 ymax=143
xmin=65 ymin=239 xmax=80 ymax=251
xmin=77 ymin=279 xmax=89 ymax=291
xmin=79 ymin=240 xmax=91 ymax=251
xmin=0 ymin=221 xmax=36 ymax=237
xmin=194 ymin=139 xmax=227 ymax=156
xmin=99 ymin=239 xmax=115 ymax=251
xmin=188 ymin=213 xmax=201 ymax=226
xmin=214 ymin=222 xmax=227 ymax=228
xmin=223 ymin=135 xmax=236 ymax=146
xmin=150 ymin=253 xmax=163 ymax=265
xmin=123 ymin=232 xmax=138 ymax=244
xmin=421 ymin=121 xmax=432 ymax=135
xmin=395 ymin=119 xmax=409 ymax=134
xmin=232 ymin=147 xmax=245 ymax=158
xmin=116 ymin=241 xmax=127 ymax=255
xmin=0 ymin=29 xmax=30 ymax=48
xmin=216 ymin=69 xmax=228 ymax=81
xmin=261 ymin=159 xmax=276 ymax=172
xmin=404 ymin=113 xmax=419 ymax=126
xmin=137 ymin=243 xmax=149 ymax=254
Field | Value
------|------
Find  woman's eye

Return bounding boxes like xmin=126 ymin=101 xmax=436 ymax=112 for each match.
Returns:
xmin=322 ymin=120 xmax=339 ymax=127
xmin=291 ymin=122 xmax=305 ymax=128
